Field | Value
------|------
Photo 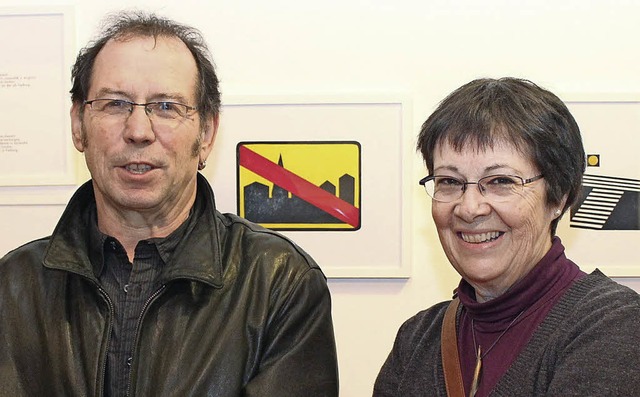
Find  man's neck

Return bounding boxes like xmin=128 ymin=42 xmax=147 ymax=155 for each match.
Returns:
xmin=95 ymin=201 xmax=194 ymax=262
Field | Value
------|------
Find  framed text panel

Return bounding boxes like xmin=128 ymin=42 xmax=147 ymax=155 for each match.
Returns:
xmin=0 ymin=7 xmax=75 ymax=188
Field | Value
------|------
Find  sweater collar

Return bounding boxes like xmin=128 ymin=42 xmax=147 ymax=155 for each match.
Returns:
xmin=457 ymin=237 xmax=582 ymax=322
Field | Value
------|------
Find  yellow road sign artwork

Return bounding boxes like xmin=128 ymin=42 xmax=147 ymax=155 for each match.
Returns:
xmin=237 ymin=141 xmax=361 ymax=230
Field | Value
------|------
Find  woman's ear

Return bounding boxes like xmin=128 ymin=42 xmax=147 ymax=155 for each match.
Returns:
xmin=554 ymin=194 xmax=569 ymax=218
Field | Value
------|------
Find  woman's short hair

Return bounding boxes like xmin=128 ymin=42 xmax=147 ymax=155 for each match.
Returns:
xmin=417 ymin=77 xmax=586 ymax=235
xmin=70 ymin=11 xmax=220 ymax=123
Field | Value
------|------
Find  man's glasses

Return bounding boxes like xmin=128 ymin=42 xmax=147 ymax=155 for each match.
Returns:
xmin=83 ymin=98 xmax=197 ymax=123
xmin=418 ymin=174 xmax=544 ymax=203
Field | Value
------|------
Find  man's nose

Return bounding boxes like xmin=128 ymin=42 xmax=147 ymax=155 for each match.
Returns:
xmin=123 ymin=105 xmax=156 ymax=144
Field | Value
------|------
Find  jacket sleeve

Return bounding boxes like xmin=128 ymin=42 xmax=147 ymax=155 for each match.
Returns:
xmin=545 ymin=283 xmax=640 ymax=396
xmin=243 ymin=267 xmax=339 ymax=397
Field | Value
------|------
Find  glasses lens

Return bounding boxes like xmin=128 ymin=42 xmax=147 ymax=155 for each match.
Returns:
xmin=426 ymin=176 xmax=464 ymax=202
xmin=147 ymin=102 xmax=190 ymax=120
xmin=478 ymin=175 xmax=523 ymax=201
xmin=90 ymin=99 xmax=132 ymax=115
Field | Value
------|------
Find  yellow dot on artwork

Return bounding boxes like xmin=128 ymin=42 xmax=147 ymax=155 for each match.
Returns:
xmin=587 ymin=155 xmax=599 ymax=166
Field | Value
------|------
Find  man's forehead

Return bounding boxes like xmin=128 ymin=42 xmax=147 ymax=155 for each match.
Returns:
xmin=89 ymin=34 xmax=198 ymax=100
xmin=102 ymin=34 xmax=191 ymax=55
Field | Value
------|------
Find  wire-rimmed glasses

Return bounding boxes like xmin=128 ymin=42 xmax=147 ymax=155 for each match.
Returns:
xmin=83 ymin=98 xmax=197 ymax=123
xmin=418 ymin=174 xmax=544 ymax=202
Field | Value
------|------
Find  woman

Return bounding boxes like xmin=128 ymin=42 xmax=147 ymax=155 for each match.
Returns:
xmin=374 ymin=78 xmax=640 ymax=396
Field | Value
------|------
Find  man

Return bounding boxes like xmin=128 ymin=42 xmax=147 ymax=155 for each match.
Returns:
xmin=0 ymin=11 xmax=338 ymax=396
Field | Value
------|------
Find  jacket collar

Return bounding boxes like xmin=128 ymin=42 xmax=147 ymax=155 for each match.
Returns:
xmin=43 ymin=173 xmax=223 ymax=288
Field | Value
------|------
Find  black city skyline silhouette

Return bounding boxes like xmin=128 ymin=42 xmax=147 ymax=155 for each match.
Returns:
xmin=243 ymin=154 xmax=356 ymax=225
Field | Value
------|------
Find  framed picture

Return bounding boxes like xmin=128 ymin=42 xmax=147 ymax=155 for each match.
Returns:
xmin=204 ymin=95 xmax=412 ymax=278
xmin=558 ymin=95 xmax=640 ymax=276
xmin=236 ymin=140 xmax=362 ymax=231
xmin=0 ymin=7 xmax=76 ymax=202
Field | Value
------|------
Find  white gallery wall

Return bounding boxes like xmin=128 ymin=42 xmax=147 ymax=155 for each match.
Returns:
xmin=1 ymin=1 xmax=639 ymax=396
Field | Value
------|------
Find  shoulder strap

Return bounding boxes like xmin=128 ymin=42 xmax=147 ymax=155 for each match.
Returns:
xmin=441 ymin=297 xmax=466 ymax=397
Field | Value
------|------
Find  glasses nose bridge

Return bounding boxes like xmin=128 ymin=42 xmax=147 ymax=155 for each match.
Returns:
xmin=127 ymin=102 xmax=154 ymax=118
xmin=119 ymin=103 xmax=157 ymax=132
xmin=460 ymin=180 xmax=486 ymax=198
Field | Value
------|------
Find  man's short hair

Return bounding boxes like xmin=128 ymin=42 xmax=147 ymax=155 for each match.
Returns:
xmin=70 ymin=11 xmax=221 ymax=121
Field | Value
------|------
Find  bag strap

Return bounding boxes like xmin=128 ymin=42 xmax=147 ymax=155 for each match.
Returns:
xmin=441 ymin=297 xmax=466 ymax=397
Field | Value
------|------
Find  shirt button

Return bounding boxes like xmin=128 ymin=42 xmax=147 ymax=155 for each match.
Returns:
xmin=109 ymin=241 xmax=117 ymax=250
xmin=127 ymin=357 xmax=132 ymax=366
xmin=124 ymin=284 xmax=129 ymax=293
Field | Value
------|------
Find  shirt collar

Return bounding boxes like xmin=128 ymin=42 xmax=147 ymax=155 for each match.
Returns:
xmin=45 ymin=173 xmax=223 ymax=288
xmin=88 ymin=190 xmax=203 ymax=279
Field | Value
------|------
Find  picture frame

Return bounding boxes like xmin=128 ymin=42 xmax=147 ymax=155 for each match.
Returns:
xmin=204 ymin=95 xmax=413 ymax=278
xmin=0 ymin=6 xmax=76 ymax=194
xmin=557 ymin=94 xmax=640 ymax=277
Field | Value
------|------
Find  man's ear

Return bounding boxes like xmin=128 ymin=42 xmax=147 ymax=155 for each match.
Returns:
xmin=199 ymin=114 xmax=219 ymax=160
xmin=70 ymin=102 xmax=86 ymax=152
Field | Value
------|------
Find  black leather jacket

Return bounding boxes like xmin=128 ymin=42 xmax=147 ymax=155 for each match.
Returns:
xmin=0 ymin=175 xmax=339 ymax=396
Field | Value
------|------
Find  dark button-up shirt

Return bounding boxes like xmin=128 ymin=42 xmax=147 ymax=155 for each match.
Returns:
xmin=88 ymin=203 xmax=197 ymax=397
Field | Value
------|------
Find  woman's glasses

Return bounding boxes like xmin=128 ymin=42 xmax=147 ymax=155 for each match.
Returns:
xmin=419 ymin=174 xmax=544 ymax=202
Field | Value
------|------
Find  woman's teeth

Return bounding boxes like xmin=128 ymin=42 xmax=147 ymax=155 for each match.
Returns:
xmin=461 ymin=231 xmax=501 ymax=243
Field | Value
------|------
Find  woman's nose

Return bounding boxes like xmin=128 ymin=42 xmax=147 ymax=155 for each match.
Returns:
xmin=453 ymin=183 xmax=491 ymax=221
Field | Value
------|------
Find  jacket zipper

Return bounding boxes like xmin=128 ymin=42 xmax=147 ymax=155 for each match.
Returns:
xmin=126 ymin=284 xmax=167 ymax=397
xmin=96 ymin=285 xmax=115 ymax=397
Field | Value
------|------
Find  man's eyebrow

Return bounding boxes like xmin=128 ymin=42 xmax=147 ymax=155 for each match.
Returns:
xmin=90 ymin=89 xmax=192 ymax=104
xmin=93 ymin=88 xmax=131 ymax=99
xmin=151 ymin=93 xmax=192 ymax=104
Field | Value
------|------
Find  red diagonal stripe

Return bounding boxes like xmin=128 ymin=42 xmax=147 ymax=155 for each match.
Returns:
xmin=239 ymin=145 xmax=360 ymax=228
